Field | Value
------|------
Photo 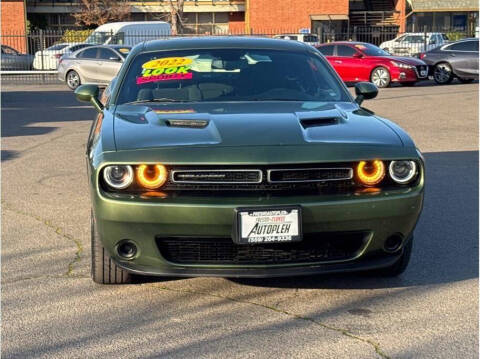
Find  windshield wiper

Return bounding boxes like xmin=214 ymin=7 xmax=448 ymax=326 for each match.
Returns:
xmin=125 ymin=98 xmax=187 ymax=104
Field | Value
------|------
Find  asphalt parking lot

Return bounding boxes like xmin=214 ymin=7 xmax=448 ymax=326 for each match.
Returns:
xmin=1 ymin=81 xmax=478 ymax=358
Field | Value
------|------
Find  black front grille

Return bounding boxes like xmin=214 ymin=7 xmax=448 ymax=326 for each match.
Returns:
xmin=163 ymin=164 xmax=355 ymax=194
xmin=416 ymin=65 xmax=428 ymax=77
xmin=172 ymin=169 xmax=262 ymax=184
xmin=268 ymin=168 xmax=352 ymax=183
xmin=156 ymin=232 xmax=368 ymax=265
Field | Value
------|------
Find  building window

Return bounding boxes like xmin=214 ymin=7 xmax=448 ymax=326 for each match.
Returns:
xmin=182 ymin=12 xmax=229 ymax=34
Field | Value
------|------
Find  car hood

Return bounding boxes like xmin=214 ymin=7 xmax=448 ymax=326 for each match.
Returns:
xmin=384 ymin=56 xmax=426 ymax=65
xmin=112 ymin=101 xmax=403 ymax=153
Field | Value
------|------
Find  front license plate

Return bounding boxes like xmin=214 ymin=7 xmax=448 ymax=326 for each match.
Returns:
xmin=235 ymin=206 xmax=302 ymax=244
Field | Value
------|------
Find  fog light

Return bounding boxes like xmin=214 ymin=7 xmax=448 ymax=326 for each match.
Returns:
xmin=389 ymin=161 xmax=417 ymax=184
xmin=384 ymin=234 xmax=403 ymax=253
xmin=117 ymin=241 xmax=137 ymax=259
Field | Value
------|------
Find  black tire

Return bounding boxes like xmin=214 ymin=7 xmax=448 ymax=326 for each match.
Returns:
xmin=370 ymin=67 xmax=391 ymax=88
xmin=66 ymin=70 xmax=81 ymax=90
xmin=375 ymin=236 xmax=413 ymax=277
xmin=91 ymin=212 xmax=132 ymax=284
xmin=458 ymin=77 xmax=474 ymax=84
xmin=433 ymin=63 xmax=453 ymax=85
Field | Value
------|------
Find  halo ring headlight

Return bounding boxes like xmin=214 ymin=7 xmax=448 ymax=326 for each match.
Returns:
xmin=103 ymin=165 xmax=134 ymax=189
xmin=389 ymin=160 xmax=417 ymax=184
xmin=356 ymin=160 xmax=385 ymax=186
xmin=136 ymin=164 xmax=168 ymax=189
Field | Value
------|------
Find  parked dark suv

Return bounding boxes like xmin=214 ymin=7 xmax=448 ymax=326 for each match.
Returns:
xmin=420 ymin=38 xmax=479 ymax=84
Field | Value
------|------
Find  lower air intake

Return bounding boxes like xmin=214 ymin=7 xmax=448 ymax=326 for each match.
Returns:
xmin=156 ymin=232 xmax=369 ymax=265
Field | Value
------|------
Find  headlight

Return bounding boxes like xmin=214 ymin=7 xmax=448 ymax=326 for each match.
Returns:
xmin=390 ymin=61 xmax=413 ymax=69
xmin=389 ymin=161 xmax=417 ymax=184
xmin=103 ymin=165 xmax=134 ymax=189
xmin=356 ymin=160 xmax=385 ymax=186
xmin=136 ymin=164 xmax=168 ymax=189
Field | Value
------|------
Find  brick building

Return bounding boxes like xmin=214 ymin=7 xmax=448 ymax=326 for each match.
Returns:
xmin=5 ymin=0 xmax=408 ymax=35
xmin=1 ymin=0 xmax=28 ymax=51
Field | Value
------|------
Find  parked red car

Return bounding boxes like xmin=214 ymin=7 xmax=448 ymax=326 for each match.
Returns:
xmin=316 ymin=42 xmax=429 ymax=88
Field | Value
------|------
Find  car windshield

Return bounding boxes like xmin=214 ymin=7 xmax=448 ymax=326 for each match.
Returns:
xmin=85 ymin=32 xmax=110 ymax=45
xmin=354 ymin=43 xmax=390 ymax=56
xmin=116 ymin=48 xmax=350 ymax=104
xmin=48 ymin=44 xmax=69 ymax=51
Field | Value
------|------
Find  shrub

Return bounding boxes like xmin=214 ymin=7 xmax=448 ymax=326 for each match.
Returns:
xmin=446 ymin=31 xmax=468 ymax=41
xmin=61 ymin=29 xmax=93 ymax=43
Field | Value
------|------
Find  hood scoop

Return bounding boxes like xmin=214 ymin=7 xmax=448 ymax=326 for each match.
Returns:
xmin=300 ymin=117 xmax=339 ymax=129
xmin=165 ymin=119 xmax=209 ymax=128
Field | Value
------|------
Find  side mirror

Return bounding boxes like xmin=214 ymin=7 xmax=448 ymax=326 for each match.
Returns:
xmin=75 ymin=84 xmax=104 ymax=113
xmin=354 ymin=82 xmax=378 ymax=105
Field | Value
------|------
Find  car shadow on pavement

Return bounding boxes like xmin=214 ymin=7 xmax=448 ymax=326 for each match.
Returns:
xmin=228 ymin=150 xmax=478 ymax=290
xmin=1 ymin=90 xmax=94 ymax=138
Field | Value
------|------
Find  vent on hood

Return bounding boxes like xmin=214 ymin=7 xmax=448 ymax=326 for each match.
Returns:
xmin=166 ymin=119 xmax=209 ymax=128
xmin=300 ymin=117 xmax=339 ymax=129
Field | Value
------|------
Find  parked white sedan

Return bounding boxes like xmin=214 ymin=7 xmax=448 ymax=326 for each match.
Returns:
xmin=33 ymin=43 xmax=92 ymax=70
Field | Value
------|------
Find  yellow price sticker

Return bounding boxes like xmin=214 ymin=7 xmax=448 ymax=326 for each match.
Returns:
xmin=142 ymin=57 xmax=193 ymax=69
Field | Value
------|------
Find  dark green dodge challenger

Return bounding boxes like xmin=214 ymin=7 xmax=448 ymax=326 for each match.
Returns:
xmin=75 ymin=37 xmax=424 ymax=284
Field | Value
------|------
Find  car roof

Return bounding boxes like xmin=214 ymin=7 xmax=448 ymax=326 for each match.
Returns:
xmin=94 ymin=21 xmax=169 ymax=32
xmin=78 ymin=45 xmax=132 ymax=50
xmin=275 ymin=33 xmax=316 ymax=36
xmin=402 ymin=32 xmax=445 ymax=35
xmin=317 ymin=41 xmax=368 ymax=46
xmin=140 ymin=36 xmax=310 ymax=53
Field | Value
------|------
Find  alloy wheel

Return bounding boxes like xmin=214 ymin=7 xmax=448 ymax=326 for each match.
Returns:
xmin=67 ymin=71 xmax=80 ymax=90
xmin=371 ymin=68 xmax=390 ymax=88
xmin=433 ymin=64 xmax=452 ymax=84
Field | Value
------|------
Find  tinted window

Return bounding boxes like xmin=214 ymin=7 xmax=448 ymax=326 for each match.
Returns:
xmin=278 ymin=35 xmax=298 ymax=40
xmin=337 ymin=45 xmax=357 ymax=57
xmin=77 ymin=48 xmax=98 ymax=59
xmin=116 ymin=48 xmax=350 ymax=104
xmin=448 ymin=41 xmax=477 ymax=51
xmin=48 ymin=44 xmax=68 ymax=51
xmin=98 ymin=48 xmax=120 ymax=60
xmin=69 ymin=44 xmax=91 ymax=52
xmin=2 ymin=46 xmax=18 ymax=55
xmin=402 ymin=35 xmax=424 ymax=43
xmin=303 ymin=35 xmax=318 ymax=42
xmin=317 ymin=45 xmax=334 ymax=56
xmin=442 ymin=34 xmax=449 ymax=40
xmin=353 ymin=43 xmax=389 ymax=56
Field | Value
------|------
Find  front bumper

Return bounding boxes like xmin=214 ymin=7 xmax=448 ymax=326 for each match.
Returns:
xmin=93 ymin=185 xmax=424 ymax=278
xmin=390 ymin=66 xmax=428 ymax=83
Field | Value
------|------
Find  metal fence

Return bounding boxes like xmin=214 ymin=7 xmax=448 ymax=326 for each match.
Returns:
xmin=0 ymin=26 xmax=472 ymax=84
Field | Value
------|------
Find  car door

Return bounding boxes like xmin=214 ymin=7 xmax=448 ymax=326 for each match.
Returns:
xmin=1 ymin=45 xmax=23 ymax=70
xmin=96 ymin=48 xmax=124 ymax=84
xmin=76 ymin=47 xmax=100 ymax=83
xmin=332 ymin=45 xmax=365 ymax=82
xmin=445 ymin=40 xmax=479 ymax=78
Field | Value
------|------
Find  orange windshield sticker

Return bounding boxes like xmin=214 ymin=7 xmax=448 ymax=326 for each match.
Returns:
xmin=137 ymin=57 xmax=193 ymax=84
